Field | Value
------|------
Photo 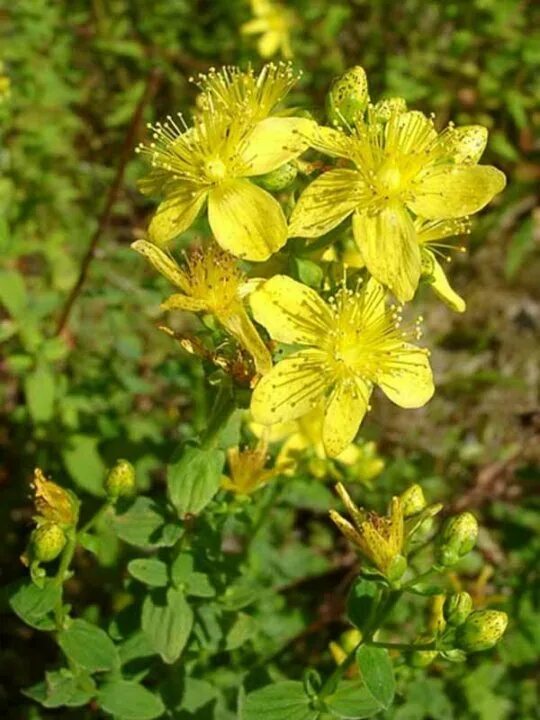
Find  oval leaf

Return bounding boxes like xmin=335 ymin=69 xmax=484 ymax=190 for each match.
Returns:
xmin=98 ymin=680 xmax=164 ymax=720
xmin=167 ymin=446 xmax=225 ymax=517
xmin=356 ymin=646 xmax=395 ymax=709
xmin=128 ymin=559 xmax=168 ymax=587
xmin=142 ymin=588 xmax=193 ymax=664
xmin=58 ymin=619 xmax=119 ymax=673
xmin=243 ymin=681 xmax=318 ymax=720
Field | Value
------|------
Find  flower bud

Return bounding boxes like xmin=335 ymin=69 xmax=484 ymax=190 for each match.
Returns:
xmin=443 ymin=592 xmax=473 ymax=626
xmin=409 ymin=636 xmax=437 ymax=668
xmin=456 ymin=610 xmax=508 ymax=652
xmin=256 ymin=162 xmax=297 ymax=191
xmin=436 ymin=512 xmax=478 ymax=566
xmin=105 ymin=459 xmax=136 ymax=499
xmin=373 ymin=97 xmax=407 ymax=122
xmin=30 ymin=523 xmax=66 ymax=563
xmin=326 ymin=66 xmax=369 ymax=126
xmin=400 ymin=484 xmax=427 ymax=517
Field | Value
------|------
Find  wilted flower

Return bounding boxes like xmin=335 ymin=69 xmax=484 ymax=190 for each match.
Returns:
xmin=31 ymin=468 xmax=78 ymax=526
xmin=250 ymin=275 xmax=433 ymax=457
xmin=241 ymin=1 xmax=295 ymax=59
xmin=289 ymin=72 xmax=506 ymax=302
xmin=329 ymin=483 xmax=406 ymax=580
xmin=221 ymin=436 xmax=282 ymax=495
xmin=132 ymin=240 xmax=272 ymax=375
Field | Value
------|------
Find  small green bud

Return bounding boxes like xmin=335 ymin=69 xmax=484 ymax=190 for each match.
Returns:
xmin=436 ymin=512 xmax=478 ymax=566
xmin=456 ymin=610 xmax=508 ymax=653
xmin=387 ymin=554 xmax=407 ymax=583
xmin=409 ymin=636 xmax=437 ymax=668
xmin=373 ymin=97 xmax=407 ymax=122
xmin=326 ymin=66 xmax=369 ymax=126
xmin=400 ymin=484 xmax=427 ymax=517
xmin=256 ymin=162 xmax=297 ymax=191
xmin=444 ymin=592 xmax=473 ymax=626
xmin=105 ymin=459 xmax=136 ymax=499
xmin=30 ymin=523 xmax=66 ymax=563
xmin=440 ymin=648 xmax=467 ymax=663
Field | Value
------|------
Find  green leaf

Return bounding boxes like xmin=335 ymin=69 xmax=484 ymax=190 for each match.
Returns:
xmin=142 ymin=588 xmax=193 ymax=664
xmin=113 ymin=497 xmax=182 ymax=549
xmin=167 ymin=446 xmax=225 ymax=517
xmin=356 ymin=646 xmax=395 ymax=710
xmin=325 ymin=680 xmax=383 ymax=718
xmin=128 ymin=559 xmax=168 ymax=587
xmin=0 ymin=268 xmax=27 ymax=318
xmin=9 ymin=579 xmax=61 ymax=631
xmin=346 ymin=579 xmax=378 ymax=632
xmin=58 ymin=619 xmax=119 ymax=673
xmin=24 ymin=670 xmax=96 ymax=708
xmin=25 ymin=362 xmax=55 ymax=423
xmin=170 ymin=551 xmax=194 ymax=586
xmin=187 ymin=572 xmax=215 ymax=598
xmin=62 ymin=434 xmax=106 ymax=496
xmin=226 ymin=612 xmax=257 ymax=651
xmin=98 ymin=680 xmax=165 ymax=720
xmin=243 ymin=682 xmax=319 ymax=720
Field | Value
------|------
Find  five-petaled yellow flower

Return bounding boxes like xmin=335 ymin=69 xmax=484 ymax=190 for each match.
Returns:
xmin=137 ymin=64 xmax=312 ymax=261
xmin=132 ymin=239 xmax=272 ymax=374
xmin=289 ymin=88 xmax=506 ymax=302
xmin=329 ymin=482 xmax=406 ymax=580
xmin=249 ymin=275 xmax=434 ymax=457
xmin=241 ymin=0 xmax=295 ymax=59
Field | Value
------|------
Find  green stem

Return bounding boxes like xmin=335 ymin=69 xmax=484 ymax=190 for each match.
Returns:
xmin=79 ymin=502 xmax=111 ymax=534
xmin=319 ymin=639 xmax=363 ymax=699
xmin=367 ymin=640 xmax=435 ymax=651
xmin=53 ymin=528 xmax=77 ymax=628
xmin=402 ymin=567 xmax=436 ymax=591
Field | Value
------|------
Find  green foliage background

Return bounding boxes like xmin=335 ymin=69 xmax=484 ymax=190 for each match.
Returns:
xmin=0 ymin=0 xmax=539 ymax=718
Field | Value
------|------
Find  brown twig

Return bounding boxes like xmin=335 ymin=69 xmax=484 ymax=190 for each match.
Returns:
xmin=54 ymin=68 xmax=162 ymax=336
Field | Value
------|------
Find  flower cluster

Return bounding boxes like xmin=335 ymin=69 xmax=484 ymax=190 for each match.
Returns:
xmin=135 ymin=63 xmax=505 ymax=463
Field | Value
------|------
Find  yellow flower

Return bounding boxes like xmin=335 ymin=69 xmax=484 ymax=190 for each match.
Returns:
xmin=289 ymin=84 xmax=506 ymax=302
xmin=138 ymin=65 xmax=312 ymax=261
xmin=250 ymin=275 xmax=434 ymax=457
xmin=329 ymin=483 xmax=406 ymax=579
xmin=221 ymin=435 xmax=281 ymax=495
xmin=31 ymin=469 xmax=78 ymax=526
xmin=132 ymin=240 xmax=272 ymax=374
xmin=241 ymin=1 xmax=295 ymax=59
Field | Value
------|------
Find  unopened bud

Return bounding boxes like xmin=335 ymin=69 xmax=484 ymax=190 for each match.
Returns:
xmin=456 ymin=610 xmax=508 ymax=652
xmin=256 ymin=162 xmax=297 ymax=192
xmin=400 ymin=484 xmax=427 ymax=517
xmin=105 ymin=459 xmax=136 ymax=499
xmin=409 ymin=636 xmax=437 ymax=668
xmin=326 ymin=66 xmax=369 ymax=127
xmin=373 ymin=97 xmax=407 ymax=122
xmin=444 ymin=592 xmax=473 ymax=626
xmin=30 ymin=523 xmax=66 ymax=563
xmin=436 ymin=512 xmax=478 ymax=566
xmin=387 ymin=554 xmax=407 ymax=583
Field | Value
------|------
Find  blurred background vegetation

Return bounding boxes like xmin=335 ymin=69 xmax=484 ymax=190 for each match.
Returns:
xmin=0 ymin=0 xmax=539 ymax=718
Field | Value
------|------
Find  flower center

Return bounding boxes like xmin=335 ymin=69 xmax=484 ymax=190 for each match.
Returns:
xmin=375 ymin=161 xmax=404 ymax=198
xmin=205 ymin=157 xmax=228 ymax=183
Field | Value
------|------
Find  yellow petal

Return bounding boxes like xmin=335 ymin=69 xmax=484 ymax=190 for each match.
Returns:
xmin=161 ymin=293 xmax=205 ymax=313
xmin=410 ymin=165 xmax=506 ymax=219
xmin=250 ymin=275 xmax=333 ymax=345
xmin=251 ymin=349 xmax=329 ymax=425
xmin=377 ymin=345 xmax=434 ymax=409
xmin=447 ymin=125 xmax=488 ymax=164
xmin=131 ymin=239 xmax=189 ymax=291
xmin=148 ymin=189 xmax=207 ymax=246
xmin=241 ymin=18 xmax=268 ymax=35
xmin=241 ymin=117 xmax=314 ymax=176
xmin=353 ymin=205 xmax=421 ymax=303
xmin=422 ymin=249 xmax=466 ymax=313
xmin=389 ymin=497 xmax=404 ymax=555
xmin=258 ymin=31 xmax=282 ymax=58
xmin=208 ymin=179 xmax=287 ymax=261
xmin=310 ymin=126 xmax=352 ymax=159
xmin=289 ymin=169 xmax=368 ymax=238
xmin=221 ymin=307 xmax=273 ymax=375
xmin=322 ymin=379 xmax=371 ymax=457
xmin=386 ymin=111 xmax=437 ymax=154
